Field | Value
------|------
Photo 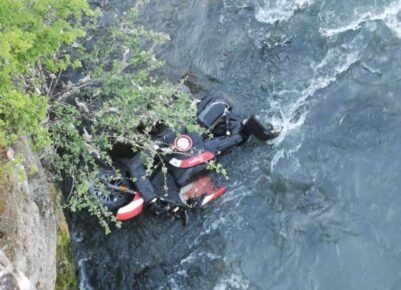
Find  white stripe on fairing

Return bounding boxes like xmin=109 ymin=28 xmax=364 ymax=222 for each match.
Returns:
xmin=201 ymin=194 xmax=214 ymax=206
xmin=117 ymin=198 xmax=144 ymax=214
xmin=169 ymin=158 xmax=182 ymax=167
xmin=180 ymin=182 xmax=194 ymax=195
xmin=179 ymin=182 xmax=196 ymax=203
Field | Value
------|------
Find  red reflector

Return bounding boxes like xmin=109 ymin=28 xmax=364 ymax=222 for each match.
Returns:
xmin=174 ymin=135 xmax=193 ymax=152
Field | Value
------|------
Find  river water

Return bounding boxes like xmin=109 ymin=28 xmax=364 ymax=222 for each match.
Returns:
xmin=71 ymin=0 xmax=401 ymax=289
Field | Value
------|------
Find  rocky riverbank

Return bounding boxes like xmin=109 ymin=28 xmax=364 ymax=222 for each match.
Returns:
xmin=0 ymin=140 xmax=76 ymax=290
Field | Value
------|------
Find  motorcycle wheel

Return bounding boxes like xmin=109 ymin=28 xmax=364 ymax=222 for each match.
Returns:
xmin=89 ymin=169 xmax=132 ymax=211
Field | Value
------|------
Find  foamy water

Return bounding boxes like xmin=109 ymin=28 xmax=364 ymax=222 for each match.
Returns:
xmin=255 ymin=0 xmax=315 ymax=24
xmin=320 ymin=1 xmax=401 ymax=38
xmin=72 ymin=1 xmax=401 ymax=289
xmin=263 ymin=44 xmax=361 ymax=148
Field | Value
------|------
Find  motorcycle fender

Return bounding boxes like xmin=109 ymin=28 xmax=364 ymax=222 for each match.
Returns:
xmin=116 ymin=193 xmax=144 ymax=221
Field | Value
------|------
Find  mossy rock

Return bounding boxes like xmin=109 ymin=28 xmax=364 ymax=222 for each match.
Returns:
xmin=55 ymin=211 xmax=78 ymax=290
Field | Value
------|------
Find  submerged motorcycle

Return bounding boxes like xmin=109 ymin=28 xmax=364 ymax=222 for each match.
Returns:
xmin=90 ymin=94 xmax=281 ymax=222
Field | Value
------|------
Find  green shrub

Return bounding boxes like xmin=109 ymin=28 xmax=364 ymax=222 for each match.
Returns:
xmin=0 ymin=0 xmax=92 ymax=147
xmin=48 ymin=5 xmax=200 ymax=232
xmin=0 ymin=0 xmax=200 ymax=232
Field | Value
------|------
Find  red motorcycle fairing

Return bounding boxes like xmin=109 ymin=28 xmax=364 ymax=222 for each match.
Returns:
xmin=168 ymin=151 xmax=215 ymax=168
xmin=114 ymin=175 xmax=227 ymax=221
xmin=115 ymin=193 xmax=144 ymax=221
xmin=179 ymin=176 xmax=227 ymax=206
xmin=200 ymin=187 xmax=226 ymax=206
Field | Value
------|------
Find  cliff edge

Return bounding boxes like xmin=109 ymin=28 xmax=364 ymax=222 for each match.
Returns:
xmin=0 ymin=141 xmax=57 ymax=290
